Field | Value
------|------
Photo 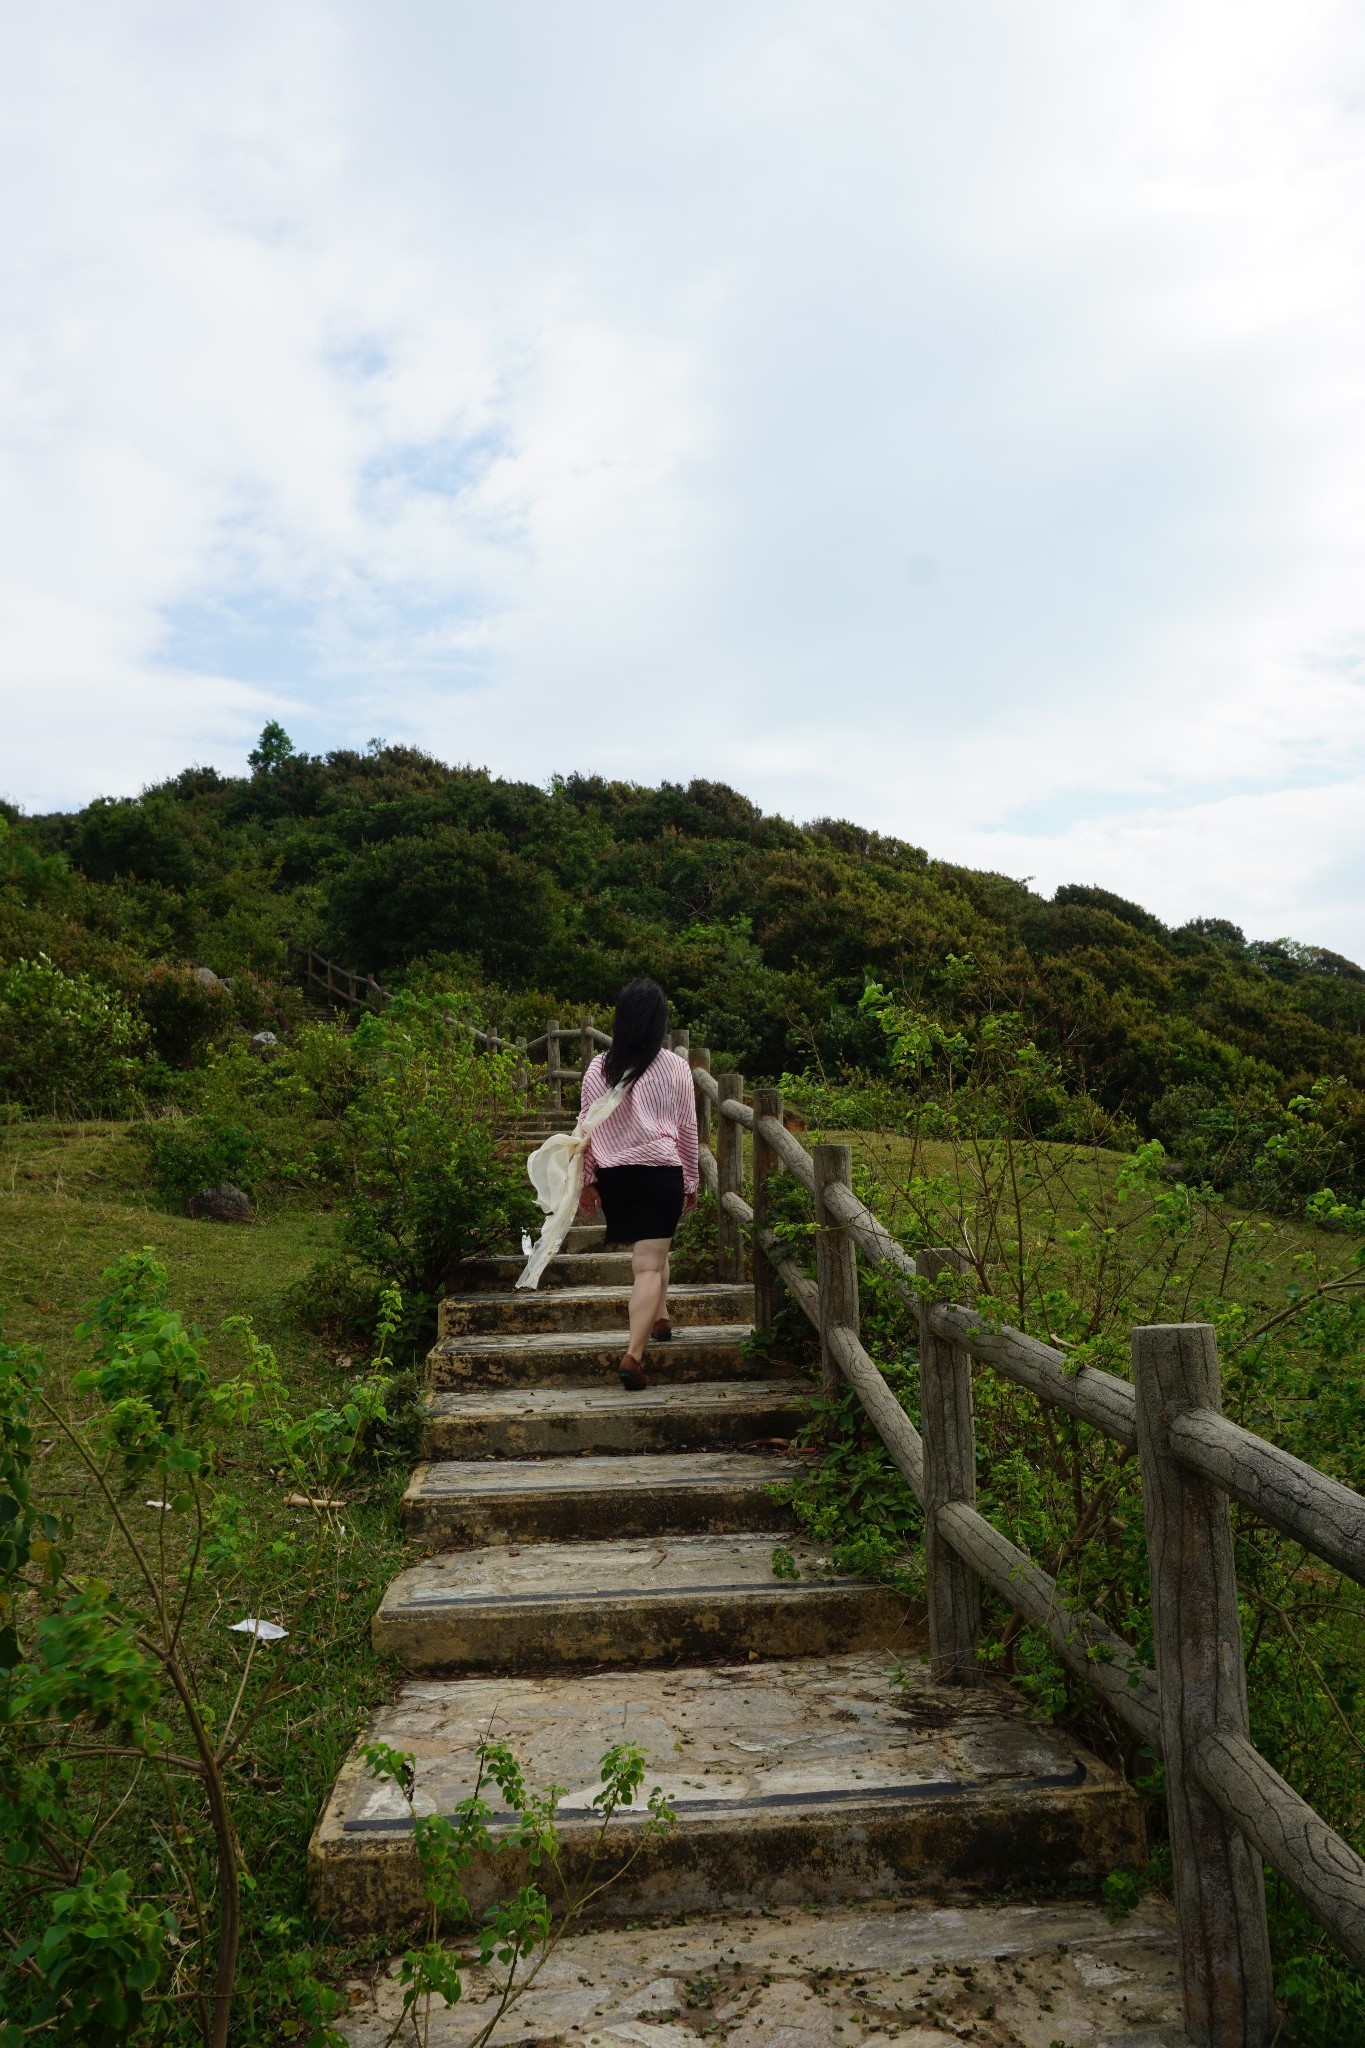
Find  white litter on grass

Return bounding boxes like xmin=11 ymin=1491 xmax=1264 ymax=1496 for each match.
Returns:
xmin=229 ymin=1618 xmax=288 ymax=1641
xmin=145 ymin=1500 xmax=171 ymax=1510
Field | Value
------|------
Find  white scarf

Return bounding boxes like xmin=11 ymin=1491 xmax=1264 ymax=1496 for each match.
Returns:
xmin=515 ymin=1079 xmax=629 ymax=1290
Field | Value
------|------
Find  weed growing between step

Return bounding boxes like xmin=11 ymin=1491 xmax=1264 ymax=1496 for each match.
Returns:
xmin=0 ymin=1251 xmax=411 ymax=2047
xmin=360 ymin=1736 xmax=676 ymax=2047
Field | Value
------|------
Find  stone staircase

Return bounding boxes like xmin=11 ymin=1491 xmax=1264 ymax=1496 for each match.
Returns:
xmin=313 ymin=1115 xmax=1182 ymax=2046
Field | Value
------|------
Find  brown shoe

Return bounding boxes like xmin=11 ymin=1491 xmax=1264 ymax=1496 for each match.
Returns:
xmin=617 ymin=1354 xmax=648 ymax=1391
xmin=651 ymin=1318 xmax=673 ymax=1342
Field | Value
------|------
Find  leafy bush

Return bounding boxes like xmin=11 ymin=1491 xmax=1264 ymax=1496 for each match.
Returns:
xmin=0 ymin=1251 xmax=399 ymax=2046
xmin=0 ymin=954 xmax=150 ymax=1115
xmin=335 ymin=996 xmax=540 ymax=1326
xmin=145 ymin=1114 xmax=266 ymax=1203
xmin=1155 ymin=1074 xmax=1365 ymax=1216
xmin=140 ymin=999 xmax=538 ymax=1338
xmin=139 ymin=1024 xmax=361 ymax=1205
xmin=138 ymin=963 xmax=236 ymax=1068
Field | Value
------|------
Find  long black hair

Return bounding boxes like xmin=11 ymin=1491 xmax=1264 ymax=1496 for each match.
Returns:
xmin=602 ymin=978 xmax=668 ymax=1087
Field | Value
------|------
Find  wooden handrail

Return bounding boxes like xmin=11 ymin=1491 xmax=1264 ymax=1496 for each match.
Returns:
xmin=299 ymin=950 xmax=602 ymax=1081
xmin=693 ymin=1069 xmax=1365 ymax=2015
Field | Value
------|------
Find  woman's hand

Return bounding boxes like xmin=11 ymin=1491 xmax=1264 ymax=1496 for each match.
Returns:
xmin=580 ymin=1184 xmax=602 ymax=1219
xmin=683 ymin=1191 xmax=697 ymax=1214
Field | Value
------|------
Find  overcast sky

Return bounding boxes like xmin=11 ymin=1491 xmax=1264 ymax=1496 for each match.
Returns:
xmin=4 ymin=3 xmax=1365 ymax=956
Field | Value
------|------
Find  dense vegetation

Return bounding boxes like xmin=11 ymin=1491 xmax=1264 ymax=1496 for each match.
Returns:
xmin=3 ymin=722 xmax=1363 ymax=1205
xmin=2 ymin=727 xmax=1363 ymax=2041
xmin=767 ymin=991 xmax=1365 ymax=2046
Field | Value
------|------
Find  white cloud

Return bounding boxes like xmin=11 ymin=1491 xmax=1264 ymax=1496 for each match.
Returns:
xmin=2 ymin=2 xmax=1365 ymax=954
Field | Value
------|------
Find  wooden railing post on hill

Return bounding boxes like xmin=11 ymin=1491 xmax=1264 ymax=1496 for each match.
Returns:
xmin=684 ymin=1051 xmax=1365 ymax=2023
xmin=1133 ymin=1324 xmax=1276 ymax=2047
xmin=751 ymin=1088 xmax=784 ymax=1334
xmin=813 ymin=1145 xmax=858 ymax=1403
xmin=691 ymin=1050 xmax=712 ymax=1148
xmin=547 ymin=1019 xmax=562 ymax=1111
xmin=716 ymin=1074 xmax=745 ymax=1282
xmin=917 ymin=1249 xmax=982 ymax=1686
xmin=580 ymin=1013 xmax=594 ymax=1089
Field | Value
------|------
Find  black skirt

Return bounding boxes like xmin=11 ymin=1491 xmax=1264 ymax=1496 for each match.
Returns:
xmin=595 ymin=1164 xmax=686 ymax=1245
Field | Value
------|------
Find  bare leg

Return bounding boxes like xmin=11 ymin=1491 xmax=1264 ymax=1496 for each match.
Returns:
xmin=627 ymin=1238 xmax=670 ymax=1363
xmin=659 ymin=1251 xmax=670 ymax=1325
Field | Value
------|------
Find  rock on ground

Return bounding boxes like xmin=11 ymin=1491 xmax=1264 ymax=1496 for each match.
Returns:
xmin=186 ymin=1182 xmax=251 ymax=1223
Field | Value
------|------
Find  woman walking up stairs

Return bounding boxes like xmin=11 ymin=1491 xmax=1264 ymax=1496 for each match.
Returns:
xmin=310 ymin=987 xmax=1176 ymax=2046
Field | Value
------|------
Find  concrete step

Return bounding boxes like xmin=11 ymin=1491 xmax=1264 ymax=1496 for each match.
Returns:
xmin=337 ymin=1896 xmax=1182 ymax=2046
xmin=440 ymin=1280 xmax=755 ymax=1337
xmin=452 ymin=1249 xmax=635 ymax=1292
xmin=422 ymin=1379 xmax=813 ymax=1459
xmin=426 ymin=1323 xmax=758 ymax=1392
xmin=311 ymin=1652 xmax=1144 ymax=1935
xmin=401 ymin=1450 xmax=799 ymax=1547
xmin=372 ymin=1532 xmax=908 ymax=1674
xmin=564 ymin=1221 xmax=606 ymax=1252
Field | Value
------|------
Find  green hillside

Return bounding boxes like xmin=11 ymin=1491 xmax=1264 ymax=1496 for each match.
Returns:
xmin=3 ymin=723 xmax=1363 ymax=1200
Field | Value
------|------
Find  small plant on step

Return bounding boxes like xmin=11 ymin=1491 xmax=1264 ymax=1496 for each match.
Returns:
xmin=361 ymin=1733 xmax=676 ymax=2048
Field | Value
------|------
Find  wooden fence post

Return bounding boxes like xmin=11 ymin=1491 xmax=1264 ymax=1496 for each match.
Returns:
xmin=515 ymin=1037 xmax=529 ymax=1097
xmin=813 ymin=1144 xmax=858 ymax=1403
xmin=691 ymin=1049 xmax=712 ymax=1149
xmin=1132 ymin=1324 xmax=1275 ymax=2047
xmin=916 ymin=1249 xmax=982 ymax=1684
xmin=752 ymin=1087 xmax=784 ymax=1332
xmin=580 ymin=1013 xmax=594 ymax=1096
xmin=716 ymin=1074 xmax=745 ymax=1282
xmin=673 ymin=1027 xmax=690 ymax=1059
xmin=547 ymin=1019 xmax=562 ymax=1112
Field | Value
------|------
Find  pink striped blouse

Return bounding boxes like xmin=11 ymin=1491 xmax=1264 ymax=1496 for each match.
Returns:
xmin=580 ymin=1047 xmax=699 ymax=1195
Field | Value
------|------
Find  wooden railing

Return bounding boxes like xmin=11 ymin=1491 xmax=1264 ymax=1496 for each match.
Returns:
xmin=297 ymin=950 xmax=619 ymax=1106
xmin=301 ymin=946 xmax=391 ymax=1012
xmin=687 ymin=1053 xmax=1365 ymax=2048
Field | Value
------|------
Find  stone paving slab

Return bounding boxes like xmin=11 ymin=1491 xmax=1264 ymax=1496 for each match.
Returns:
xmin=422 ymin=1380 xmax=813 ymax=1459
xmin=402 ymin=1451 xmax=799 ymax=1545
xmin=311 ymin=1655 xmax=1143 ymax=1933
xmin=372 ymin=1531 xmax=911 ymax=1673
xmin=441 ymin=1283 xmax=756 ymax=1337
xmin=426 ymin=1325 xmax=759 ymax=1391
xmin=453 ymin=1251 xmax=638 ymax=1293
xmin=338 ymin=1899 xmax=1183 ymax=2046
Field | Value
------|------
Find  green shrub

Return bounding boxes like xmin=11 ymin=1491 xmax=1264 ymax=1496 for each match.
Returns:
xmin=144 ymin=1115 xmax=265 ymax=1204
xmin=0 ymin=1252 xmax=398 ymax=2046
xmin=139 ymin=1024 xmax=360 ymax=1205
xmin=335 ymin=996 xmax=539 ymax=1329
xmin=138 ymin=963 xmax=236 ymax=1068
xmin=1154 ymin=1075 xmax=1365 ymax=1216
xmin=0 ymin=955 xmax=150 ymax=1115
